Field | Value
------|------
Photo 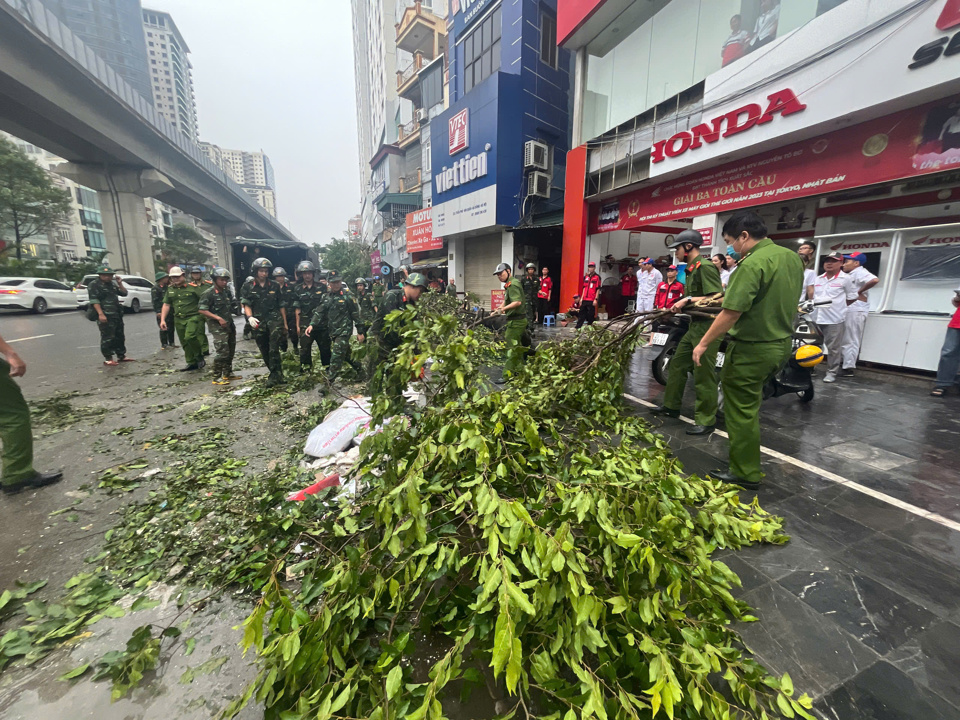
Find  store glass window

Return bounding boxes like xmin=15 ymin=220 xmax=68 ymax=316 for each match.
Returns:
xmin=462 ymin=5 xmax=501 ymax=93
xmin=892 ymin=241 xmax=960 ymax=314
xmin=582 ymin=0 xmax=852 ymax=141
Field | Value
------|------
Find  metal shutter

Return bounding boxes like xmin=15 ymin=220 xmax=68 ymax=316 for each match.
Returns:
xmin=463 ymin=234 xmax=502 ymax=309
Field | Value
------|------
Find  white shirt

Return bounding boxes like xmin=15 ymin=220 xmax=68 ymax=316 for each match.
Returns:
xmin=800 ymin=268 xmax=817 ymax=302
xmin=813 ymin=271 xmax=858 ymax=325
xmin=638 ymin=269 xmax=660 ymax=297
xmin=753 ymin=7 xmax=780 ymax=44
xmin=846 ymin=265 xmax=877 ymax=312
xmin=720 ymin=269 xmax=732 ymax=287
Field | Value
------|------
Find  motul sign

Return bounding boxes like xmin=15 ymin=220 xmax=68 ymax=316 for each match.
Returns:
xmin=651 ymin=89 xmax=807 ymax=165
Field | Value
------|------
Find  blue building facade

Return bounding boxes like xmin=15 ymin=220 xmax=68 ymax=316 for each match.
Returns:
xmin=429 ymin=0 xmax=571 ymax=308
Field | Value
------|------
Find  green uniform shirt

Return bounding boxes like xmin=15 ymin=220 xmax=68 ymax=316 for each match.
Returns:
xmin=521 ymin=275 xmax=538 ymax=305
xmin=372 ymin=288 xmax=409 ymax=349
xmin=357 ymin=291 xmax=376 ymax=325
xmin=199 ymin=285 xmax=233 ymax=318
xmin=684 ymin=257 xmax=724 ymax=322
xmin=241 ymin=279 xmax=286 ymax=321
xmin=163 ymin=283 xmax=201 ymax=319
xmin=722 ymin=238 xmax=803 ymax=342
xmin=312 ymin=288 xmax=365 ymax=338
xmin=503 ymin=279 xmax=525 ymax=318
xmin=151 ymin=283 xmax=167 ymax=314
xmin=88 ymin=278 xmax=127 ymax=315
xmin=291 ymin=281 xmax=326 ymax=328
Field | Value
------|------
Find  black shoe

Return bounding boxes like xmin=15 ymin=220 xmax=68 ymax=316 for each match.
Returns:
xmin=199 ymin=358 xmax=206 ymax=369
xmin=265 ymin=375 xmax=279 ymax=388
xmin=686 ymin=424 xmax=716 ymax=436
xmin=2 ymin=470 xmax=64 ymax=495
xmin=181 ymin=364 xmax=200 ymax=371
xmin=649 ymin=405 xmax=680 ymax=418
xmin=276 ymin=375 xmax=287 ymax=385
xmin=842 ymin=369 xmax=855 ymax=377
xmin=203 ymin=351 xmax=211 ymax=357
xmin=708 ymin=469 xmax=760 ymax=491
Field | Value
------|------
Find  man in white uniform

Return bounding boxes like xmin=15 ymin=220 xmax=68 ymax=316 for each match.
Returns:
xmin=813 ymin=252 xmax=858 ymax=383
xmin=637 ymin=258 xmax=660 ymax=313
xmin=841 ymin=252 xmax=879 ymax=376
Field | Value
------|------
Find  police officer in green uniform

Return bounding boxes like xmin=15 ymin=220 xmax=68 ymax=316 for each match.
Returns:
xmin=521 ymin=263 xmax=539 ymax=333
xmin=490 ymin=263 xmax=527 ymax=382
xmin=306 ymin=271 xmax=365 ymax=382
xmin=87 ymin=265 xmax=131 ymax=366
xmin=651 ymin=230 xmax=724 ymax=435
xmin=0 ymin=332 xmax=63 ymax=494
xmin=198 ymin=267 xmax=239 ymax=385
xmin=369 ymin=273 xmax=428 ymax=401
xmin=693 ymin=211 xmax=802 ymax=490
xmin=152 ymin=271 xmax=176 ymax=349
xmin=190 ymin=266 xmax=211 ymax=357
xmin=161 ymin=266 xmax=205 ymax=371
xmin=290 ymin=261 xmax=328 ymax=371
xmin=242 ymin=257 xmax=288 ymax=386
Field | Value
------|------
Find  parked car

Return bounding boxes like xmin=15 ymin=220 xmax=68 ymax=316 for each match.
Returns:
xmin=75 ymin=274 xmax=154 ymax=313
xmin=0 ymin=277 xmax=79 ymax=314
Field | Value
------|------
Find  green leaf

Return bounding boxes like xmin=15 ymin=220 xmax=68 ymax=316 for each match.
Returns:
xmin=58 ymin=663 xmax=89 ymax=681
xmin=130 ymin=597 xmax=160 ymax=612
xmin=102 ymin=605 xmax=126 ymax=619
xmin=781 ymin=672 xmax=794 ymax=697
xmin=385 ymin=664 xmax=402 ymax=699
xmin=184 ymin=638 xmax=196 ymax=656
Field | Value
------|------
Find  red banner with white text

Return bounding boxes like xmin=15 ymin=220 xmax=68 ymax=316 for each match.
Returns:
xmin=406 ymin=208 xmax=442 ymax=253
xmin=589 ymin=97 xmax=960 ymax=235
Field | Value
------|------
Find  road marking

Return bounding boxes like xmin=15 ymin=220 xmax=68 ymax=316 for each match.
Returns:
xmin=623 ymin=393 xmax=960 ymax=534
xmin=7 ymin=334 xmax=54 ymax=343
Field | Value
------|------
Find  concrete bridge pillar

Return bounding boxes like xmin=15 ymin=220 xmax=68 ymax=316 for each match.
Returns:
xmin=54 ymin=164 xmax=174 ymax=278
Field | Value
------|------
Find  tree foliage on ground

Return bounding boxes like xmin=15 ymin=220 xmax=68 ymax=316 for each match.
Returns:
xmin=155 ymin=222 xmax=210 ymax=269
xmin=227 ymin=311 xmax=813 ymax=719
xmin=0 ymin=137 xmax=72 ymax=261
xmin=316 ymin=236 xmax=373 ymax=282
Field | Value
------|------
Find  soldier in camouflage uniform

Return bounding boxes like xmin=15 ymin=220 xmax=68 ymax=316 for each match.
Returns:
xmin=190 ymin=266 xmax=212 ymax=357
xmin=242 ymin=257 xmax=288 ymax=387
xmin=291 ymin=261 xmax=328 ymax=372
xmin=152 ymin=271 xmax=176 ymax=349
xmin=355 ymin=278 xmax=376 ymax=328
xmin=369 ymin=273 xmax=428 ymax=400
xmin=161 ymin=266 xmax=205 ymax=371
xmin=240 ymin=275 xmax=255 ymax=340
xmin=88 ymin=265 xmax=131 ymax=366
xmin=521 ymin=263 xmax=539 ymax=333
xmin=372 ymin=277 xmax=385 ymax=311
xmin=306 ymin=270 xmax=365 ymax=382
xmin=198 ymin=267 xmax=239 ymax=385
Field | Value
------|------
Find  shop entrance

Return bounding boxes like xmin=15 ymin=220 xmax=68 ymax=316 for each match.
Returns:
xmin=513 ymin=225 xmax=563 ymax=316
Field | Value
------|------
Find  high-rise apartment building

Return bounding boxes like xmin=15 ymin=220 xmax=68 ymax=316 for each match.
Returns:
xmin=199 ymin=143 xmax=278 ymax=219
xmin=142 ymin=9 xmax=199 ymax=142
xmin=43 ymin=0 xmax=153 ymax=103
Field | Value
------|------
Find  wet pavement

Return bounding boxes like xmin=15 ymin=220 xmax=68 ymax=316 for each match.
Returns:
xmin=624 ymin=342 xmax=960 ymax=720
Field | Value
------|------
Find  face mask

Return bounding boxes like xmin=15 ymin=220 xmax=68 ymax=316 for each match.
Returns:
xmin=726 ymin=246 xmax=741 ymax=262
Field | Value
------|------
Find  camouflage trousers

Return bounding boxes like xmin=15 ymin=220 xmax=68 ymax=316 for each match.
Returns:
xmin=370 ymin=341 xmax=403 ymax=406
xmin=254 ymin=319 xmax=285 ymax=375
xmin=97 ymin=315 xmax=126 ymax=360
xmin=328 ymin=334 xmax=362 ymax=381
xmin=206 ymin=319 xmax=237 ymax=377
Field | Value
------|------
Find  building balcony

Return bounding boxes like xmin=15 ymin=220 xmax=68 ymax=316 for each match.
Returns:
xmin=398 ymin=120 xmax=420 ymax=148
xmin=376 ymin=191 xmax=423 ymax=228
xmin=396 ymin=2 xmax=446 ymax=60
xmin=397 ymin=52 xmax=424 ymax=102
xmin=399 ymin=168 xmax=422 ymax=193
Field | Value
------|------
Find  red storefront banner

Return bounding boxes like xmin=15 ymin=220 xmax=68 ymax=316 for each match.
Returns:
xmin=491 ymin=289 xmax=505 ymax=311
xmin=589 ymin=97 xmax=960 ymax=235
xmin=370 ymin=250 xmax=382 ymax=276
xmin=406 ymin=208 xmax=442 ymax=253
xmin=694 ymin=227 xmax=714 ymax=247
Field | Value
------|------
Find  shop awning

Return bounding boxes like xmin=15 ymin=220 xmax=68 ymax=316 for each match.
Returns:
xmin=525 ymin=210 xmax=564 ymax=228
xmin=410 ymin=256 xmax=448 ymax=269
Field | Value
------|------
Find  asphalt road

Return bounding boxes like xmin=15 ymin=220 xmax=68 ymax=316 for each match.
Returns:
xmin=1 ymin=308 xmax=173 ymax=398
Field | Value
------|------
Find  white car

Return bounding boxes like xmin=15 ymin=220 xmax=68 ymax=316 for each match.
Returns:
xmin=75 ymin=274 xmax=154 ymax=313
xmin=0 ymin=276 xmax=79 ymax=314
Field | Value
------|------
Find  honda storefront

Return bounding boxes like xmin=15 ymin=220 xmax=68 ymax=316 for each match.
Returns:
xmin=558 ymin=0 xmax=960 ymax=371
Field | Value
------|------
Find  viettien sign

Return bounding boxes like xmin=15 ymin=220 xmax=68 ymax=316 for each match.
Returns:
xmin=588 ymin=95 xmax=960 ymax=234
xmin=435 ymin=149 xmax=490 ymax=194
xmin=651 ymin=89 xmax=806 ymax=165
xmin=406 ymin=208 xmax=443 ymax=253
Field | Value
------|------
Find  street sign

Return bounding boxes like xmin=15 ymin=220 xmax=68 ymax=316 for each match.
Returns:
xmin=381 ymin=264 xmax=391 ymax=276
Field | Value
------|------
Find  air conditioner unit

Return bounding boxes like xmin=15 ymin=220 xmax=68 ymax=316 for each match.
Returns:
xmin=524 ymin=140 xmax=549 ymax=170
xmin=415 ymin=108 xmax=428 ymax=124
xmin=527 ymin=171 xmax=551 ymax=199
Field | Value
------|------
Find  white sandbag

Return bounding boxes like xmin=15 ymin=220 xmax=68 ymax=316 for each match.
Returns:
xmin=304 ymin=400 xmax=372 ymax=457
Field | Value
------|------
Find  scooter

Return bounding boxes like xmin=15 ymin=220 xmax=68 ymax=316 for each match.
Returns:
xmin=760 ymin=299 xmax=828 ymax=404
xmin=649 ymin=313 xmax=727 ymax=386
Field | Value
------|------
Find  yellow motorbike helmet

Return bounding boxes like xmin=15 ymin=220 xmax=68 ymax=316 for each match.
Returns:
xmin=794 ymin=344 xmax=824 ymax=368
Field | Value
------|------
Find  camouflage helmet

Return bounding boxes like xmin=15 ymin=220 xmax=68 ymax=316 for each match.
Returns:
xmin=251 ymin=257 xmax=273 ymax=271
xmin=525 ymin=263 xmax=537 ymax=270
xmin=296 ymin=260 xmax=315 ymax=274
xmin=355 ymin=277 xmax=366 ymax=286
xmin=404 ymin=272 xmax=428 ymax=289
xmin=155 ymin=271 xmax=168 ymax=281
xmin=96 ymin=264 xmax=115 ymax=274
xmin=211 ymin=267 xmax=231 ymax=279
xmin=272 ymin=267 xmax=287 ymax=277
xmin=192 ymin=265 xmax=204 ymax=274
xmin=326 ymin=269 xmax=341 ymax=282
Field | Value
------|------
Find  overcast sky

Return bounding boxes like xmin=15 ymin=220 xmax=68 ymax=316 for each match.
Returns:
xmin=150 ymin=0 xmax=360 ymax=246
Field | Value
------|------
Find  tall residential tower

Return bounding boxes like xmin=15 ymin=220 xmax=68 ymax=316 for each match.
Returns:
xmin=142 ymin=9 xmax=199 ymax=142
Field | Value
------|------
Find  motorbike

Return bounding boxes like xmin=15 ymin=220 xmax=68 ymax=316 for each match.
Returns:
xmin=650 ymin=299 xmax=828 ymax=406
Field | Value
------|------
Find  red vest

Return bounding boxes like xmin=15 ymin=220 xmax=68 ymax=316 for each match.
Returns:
xmin=581 ymin=273 xmax=601 ymax=302
xmin=654 ymin=281 xmax=685 ymax=309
